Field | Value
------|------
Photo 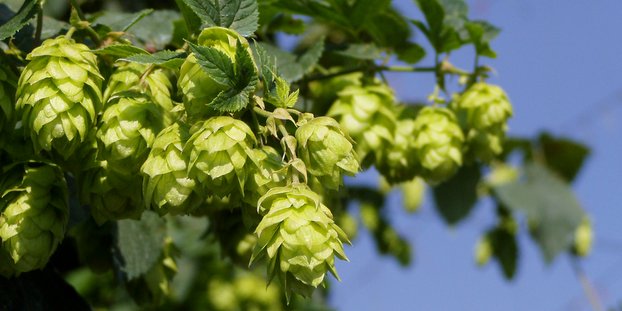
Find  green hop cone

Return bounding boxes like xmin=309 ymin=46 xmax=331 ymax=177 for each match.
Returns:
xmin=412 ymin=107 xmax=464 ymax=184
xmin=80 ymin=159 xmax=143 ymax=223
xmin=178 ymin=27 xmax=252 ymax=119
xmin=98 ymin=93 xmax=170 ymax=170
xmin=185 ymin=116 xmax=257 ymax=199
xmin=573 ymin=216 xmax=593 ymax=257
xmin=308 ymin=70 xmax=362 ymax=113
xmin=103 ymin=62 xmax=175 ymax=112
xmin=16 ymin=36 xmax=103 ymax=159
xmin=376 ymin=106 xmax=420 ymax=184
xmin=0 ymin=164 xmax=68 ymax=275
xmin=452 ymin=82 xmax=513 ymax=161
xmin=295 ymin=116 xmax=359 ymax=190
xmin=251 ymin=184 xmax=349 ymax=299
xmin=141 ymin=123 xmax=200 ymax=215
xmin=242 ymin=146 xmax=287 ymax=207
xmin=327 ymin=83 xmax=397 ymax=166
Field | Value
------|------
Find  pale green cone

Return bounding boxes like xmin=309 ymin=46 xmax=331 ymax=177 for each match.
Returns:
xmin=141 ymin=123 xmax=201 ymax=215
xmin=185 ymin=116 xmax=257 ymax=199
xmin=98 ymin=94 xmax=170 ymax=171
xmin=573 ymin=216 xmax=593 ymax=257
xmin=452 ymin=83 xmax=512 ymax=161
xmin=250 ymin=184 xmax=349 ymax=299
xmin=308 ymin=70 xmax=362 ymax=112
xmin=104 ymin=62 xmax=175 ymax=112
xmin=178 ymin=27 xmax=252 ymax=119
xmin=79 ymin=159 xmax=144 ymax=223
xmin=412 ymin=107 xmax=464 ymax=184
xmin=15 ymin=36 xmax=103 ymax=159
xmin=242 ymin=146 xmax=287 ymax=207
xmin=376 ymin=106 xmax=420 ymax=184
xmin=327 ymin=83 xmax=397 ymax=166
xmin=295 ymin=116 xmax=359 ymax=190
xmin=0 ymin=164 xmax=68 ymax=274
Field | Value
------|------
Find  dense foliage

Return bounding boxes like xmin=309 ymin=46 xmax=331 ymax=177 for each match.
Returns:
xmin=0 ymin=0 xmax=592 ymax=309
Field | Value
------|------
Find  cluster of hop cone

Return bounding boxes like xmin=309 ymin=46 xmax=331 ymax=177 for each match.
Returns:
xmin=0 ymin=25 xmax=512 ymax=299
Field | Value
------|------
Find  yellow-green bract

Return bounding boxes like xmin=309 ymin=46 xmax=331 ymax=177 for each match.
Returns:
xmin=16 ymin=36 xmax=103 ymax=159
xmin=250 ymin=184 xmax=349 ymax=300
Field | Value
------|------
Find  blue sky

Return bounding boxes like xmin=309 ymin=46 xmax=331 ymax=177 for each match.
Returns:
xmin=330 ymin=1 xmax=622 ymax=310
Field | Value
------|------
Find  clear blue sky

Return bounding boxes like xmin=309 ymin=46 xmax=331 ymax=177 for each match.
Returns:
xmin=330 ymin=1 xmax=622 ymax=310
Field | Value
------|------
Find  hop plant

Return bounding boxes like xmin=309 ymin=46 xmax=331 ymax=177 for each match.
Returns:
xmin=0 ymin=164 xmax=68 ymax=275
xmin=242 ymin=146 xmax=287 ymax=207
xmin=296 ymin=116 xmax=359 ymax=189
xmin=376 ymin=106 xmax=420 ymax=184
xmin=185 ymin=116 xmax=257 ymax=199
xmin=452 ymin=82 xmax=513 ymax=161
xmin=178 ymin=27 xmax=252 ymax=119
xmin=412 ymin=107 xmax=464 ymax=184
xmin=142 ymin=123 xmax=200 ymax=215
xmin=327 ymin=83 xmax=397 ymax=166
xmin=103 ymin=62 xmax=175 ymax=112
xmin=251 ymin=185 xmax=349 ymax=299
xmin=15 ymin=36 xmax=103 ymax=159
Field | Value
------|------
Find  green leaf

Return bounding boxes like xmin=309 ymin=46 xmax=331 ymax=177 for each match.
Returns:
xmin=396 ymin=42 xmax=426 ymax=64
xmin=465 ymin=20 xmax=500 ymax=58
xmin=93 ymin=44 xmax=149 ymax=58
xmin=271 ymin=0 xmax=351 ymax=29
xmin=94 ymin=10 xmax=179 ymax=50
xmin=175 ymin=0 xmax=202 ymax=35
xmin=414 ymin=0 xmax=468 ymax=53
xmin=254 ymin=40 xmax=324 ymax=82
xmin=334 ymin=43 xmax=383 ymax=60
xmin=92 ymin=9 xmax=153 ymax=32
xmin=181 ymin=0 xmax=259 ymax=37
xmin=365 ymin=9 xmax=411 ymax=48
xmin=189 ymin=42 xmax=236 ymax=86
xmin=210 ymin=84 xmax=255 ymax=112
xmin=348 ymin=0 xmax=390 ymax=29
xmin=489 ymin=228 xmax=518 ymax=279
xmin=252 ymin=41 xmax=277 ymax=85
xmin=538 ymin=133 xmax=590 ymax=183
xmin=121 ymin=50 xmax=187 ymax=69
xmin=0 ymin=0 xmax=41 ymax=41
xmin=39 ymin=16 xmax=68 ymax=39
xmin=432 ymin=164 xmax=481 ymax=225
xmin=494 ymin=162 xmax=585 ymax=262
xmin=115 ymin=211 xmax=166 ymax=280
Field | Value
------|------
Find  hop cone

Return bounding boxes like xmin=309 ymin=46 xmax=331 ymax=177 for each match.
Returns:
xmin=185 ymin=116 xmax=257 ymax=198
xmin=16 ymin=36 xmax=103 ymax=159
xmin=0 ymin=164 xmax=68 ymax=275
xmin=80 ymin=159 xmax=143 ymax=223
xmin=376 ymin=106 xmax=420 ymax=184
xmin=242 ymin=146 xmax=287 ymax=207
xmin=178 ymin=27 xmax=252 ymax=119
xmin=573 ymin=216 xmax=593 ymax=257
xmin=141 ymin=123 xmax=200 ymax=215
xmin=296 ymin=117 xmax=359 ymax=190
xmin=412 ymin=107 xmax=464 ymax=184
xmin=308 ymin=70 xmax=362 ymax=112
xmin=452 ymin=82 xmax=513 ymax=161
xmin=327 ymin=83 xmax=397 ymax=166
xmin=251 ymin=185 xmax=349 ymax=299
xmin=104 ymin=62 xmax=175 ymax=112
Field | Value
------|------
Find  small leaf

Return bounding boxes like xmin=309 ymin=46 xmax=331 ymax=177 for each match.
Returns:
xmin=538 ymin=133 xmax=590 ymax=183
xmin=254 ymin=40 xmax=324 ymax=82
xmin=94 ymin=44 xmax=149 ymax=58
xmin=175 ymin=0 xmax=202 ymax=35
xmin=182 ymin=0 xmax=259 ymax=37
xmin=209 ymin=84 xmax=255 ymax=112
xmin=396 ymin=42 xmax=426 ymax=64
xmin=115 ymin=211 xmax=166 ymax=280
xmin=433 ymin=164 xmax=481 ymax=225
xmin=465 ymin=20 xmax=500 ymax=58
xmin=0 ymin=0 xmax=41 ymax=41
xmin=121 ymin=50 xmax=187 ymax=69
xmin=494 ymin=162 xmax=585 ymax=262
xmin=188 ymin=42 xmax=236 ymax=86
xmin=334 ymin=43 xmax=383 ymax=60
xmin=348 ymin=0 xmax=390 ymax=29
xmin=489 ymin=228 xmax=518 ymax=279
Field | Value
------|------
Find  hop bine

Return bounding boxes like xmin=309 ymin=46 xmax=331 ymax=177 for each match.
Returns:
xmin=16 ymin=36 xmax=103 ymax=160
xmin=250 ymin=184 xmax=349 ymax=300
